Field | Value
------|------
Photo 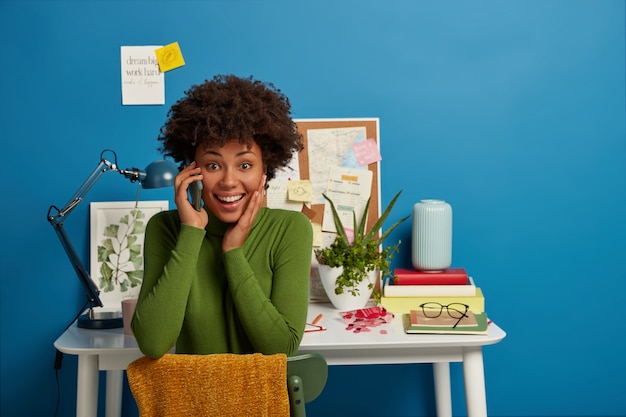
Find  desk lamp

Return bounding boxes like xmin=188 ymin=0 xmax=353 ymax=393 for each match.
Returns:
xmin=47 ymin=149 xmax=177 ymax=329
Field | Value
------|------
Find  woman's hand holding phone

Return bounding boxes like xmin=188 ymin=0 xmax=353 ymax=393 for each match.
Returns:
xmin=175 ymin=161 xmax=208 ymax=229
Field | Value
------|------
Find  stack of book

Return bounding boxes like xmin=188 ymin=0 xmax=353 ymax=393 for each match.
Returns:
xmin=380 ymin=267 xmax=485 ymax=314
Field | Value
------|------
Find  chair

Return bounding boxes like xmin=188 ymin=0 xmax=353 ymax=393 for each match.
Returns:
xmin=127 ymin=352 xmax=328 ymax=417
xmin=286 ymin=353 xmax=328 ymax=417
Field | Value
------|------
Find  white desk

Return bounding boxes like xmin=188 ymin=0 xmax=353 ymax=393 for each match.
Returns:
xmin=54 ymin=303 xmax=505 ymax=417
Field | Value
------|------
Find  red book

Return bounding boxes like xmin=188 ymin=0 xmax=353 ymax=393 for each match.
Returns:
xmin=393 ymin=268 xmax=468 ymax=285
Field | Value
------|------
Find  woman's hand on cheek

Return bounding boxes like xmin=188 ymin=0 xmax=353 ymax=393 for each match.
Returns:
xmin=175 ymin=162 xmax=209 ymax=229
xmin=222 ymin=175 xmax=266 ymax=252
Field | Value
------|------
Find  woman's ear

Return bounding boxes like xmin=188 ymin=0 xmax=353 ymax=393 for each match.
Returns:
xmin=262 ymin=166 xmax=269 ymax=189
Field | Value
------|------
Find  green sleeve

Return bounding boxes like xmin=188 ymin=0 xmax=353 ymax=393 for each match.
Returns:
xmin=224 ymin=212 xmax=313 ymax=356
xmin=131 ymin=212 xmax=205 ymax=358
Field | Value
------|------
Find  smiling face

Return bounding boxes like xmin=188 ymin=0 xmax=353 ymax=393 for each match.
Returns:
xmin=194 ymin=139 xmax=265 ymax=224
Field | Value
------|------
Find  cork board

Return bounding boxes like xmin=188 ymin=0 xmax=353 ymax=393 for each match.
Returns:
xmin=293 ymin=118 xmax=381 ymax=231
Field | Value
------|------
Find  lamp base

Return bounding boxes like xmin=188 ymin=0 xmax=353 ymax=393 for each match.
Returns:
xmin=77 ymin=310 xmax=123 ymax=329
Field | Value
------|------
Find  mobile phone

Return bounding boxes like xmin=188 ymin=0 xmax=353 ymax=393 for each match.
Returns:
xmin=187 ymin=160 xmax=203 ymax=211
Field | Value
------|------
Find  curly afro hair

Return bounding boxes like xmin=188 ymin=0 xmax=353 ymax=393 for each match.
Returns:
xmin=158 ymin=74 xmax=303 ymax=183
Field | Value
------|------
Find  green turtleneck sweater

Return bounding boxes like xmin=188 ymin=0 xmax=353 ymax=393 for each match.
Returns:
xmin=131 ymin=207 xmax=313 ymax=358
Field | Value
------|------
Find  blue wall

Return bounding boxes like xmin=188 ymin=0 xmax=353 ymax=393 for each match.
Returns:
xmin=1 ymin=1 xmax=625 ymax=416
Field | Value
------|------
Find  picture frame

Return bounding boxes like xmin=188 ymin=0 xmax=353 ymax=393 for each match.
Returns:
xmin=90 ymin=201 xmax=169 ymax=311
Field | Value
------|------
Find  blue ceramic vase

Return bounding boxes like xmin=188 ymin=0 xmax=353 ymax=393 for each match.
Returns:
xmin=412 ymin=199 xmax=452 ymax=271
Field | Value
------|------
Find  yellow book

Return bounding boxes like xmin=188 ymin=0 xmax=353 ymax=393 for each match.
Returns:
xmin=380 ymin=288 xmax=485 ymax=314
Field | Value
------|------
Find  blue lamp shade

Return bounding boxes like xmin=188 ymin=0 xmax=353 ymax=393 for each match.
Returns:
xmin=142 ymin=160 xmax=178 ymax=189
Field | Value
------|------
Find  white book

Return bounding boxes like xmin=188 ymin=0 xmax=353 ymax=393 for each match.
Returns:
xmin=383 ymin=276 xmax=476 ymax=297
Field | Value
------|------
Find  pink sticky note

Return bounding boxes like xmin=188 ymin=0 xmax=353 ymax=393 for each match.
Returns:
xmin=344 ymin=228 xmax=355 ymax=244
xmin=352 ymin=139 xmax=381 ymax=166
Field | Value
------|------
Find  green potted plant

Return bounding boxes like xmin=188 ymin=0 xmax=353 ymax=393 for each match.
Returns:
xmin=315 ymin=190 xmax=409 ymax=309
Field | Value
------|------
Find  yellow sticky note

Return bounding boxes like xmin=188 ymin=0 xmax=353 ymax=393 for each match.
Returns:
xmin=155 ymin=42 xmax=185 ymax=72
xmin=288 ymin=180 xmax=312 ymax=202
xmin=311 ymin=223 xmax=323 ymax=247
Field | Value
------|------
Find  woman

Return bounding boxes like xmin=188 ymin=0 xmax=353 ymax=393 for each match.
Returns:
xmin=132 ymin=75 xmax=313 ymax=359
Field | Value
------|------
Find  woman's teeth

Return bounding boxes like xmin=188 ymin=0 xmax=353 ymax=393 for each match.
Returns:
xmin=218 ymin=195 xmax=244 ymax=203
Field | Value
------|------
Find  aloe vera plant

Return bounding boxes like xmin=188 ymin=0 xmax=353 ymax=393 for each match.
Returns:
xmin=315 ymin=190 xmax=409 ymax=303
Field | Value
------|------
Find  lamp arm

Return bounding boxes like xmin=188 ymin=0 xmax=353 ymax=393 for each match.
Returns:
xmin=46 ymin=151 xmax=122 ymax=311
xmin=50 ymin=220 xmax=103 ymax=308
xmin=48 ymin=157 xmax=116 ymax=223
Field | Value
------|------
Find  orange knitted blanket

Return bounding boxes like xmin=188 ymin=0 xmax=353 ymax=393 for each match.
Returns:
xmin=127 ymin=353 xmax=289 ymax=417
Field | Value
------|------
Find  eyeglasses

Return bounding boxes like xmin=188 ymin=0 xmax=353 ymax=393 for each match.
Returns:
xmin=419 ymin=302 xmax=469 ymax=328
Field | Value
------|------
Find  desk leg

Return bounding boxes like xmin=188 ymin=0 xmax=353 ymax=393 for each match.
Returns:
xmin=433 ymin=362 xmax=452 ymax=417
xmin=76 ymin=355 xmax=99 ymax=417
xmin=105 ymin=370 xmax=124 ymax=417
xmin=462 ymin=346 xmax=487 ymax=417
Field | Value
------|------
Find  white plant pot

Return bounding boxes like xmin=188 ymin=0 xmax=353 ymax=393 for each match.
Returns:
xmin=318 ymin=264 xmax=377 ymax=310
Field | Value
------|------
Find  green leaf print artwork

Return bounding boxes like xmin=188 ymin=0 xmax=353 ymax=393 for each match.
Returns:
xmin=96 ymin=209 xmax=146 ymax=293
